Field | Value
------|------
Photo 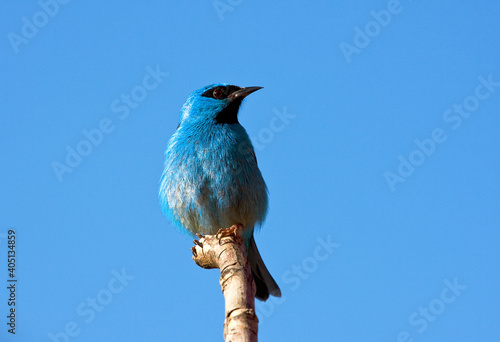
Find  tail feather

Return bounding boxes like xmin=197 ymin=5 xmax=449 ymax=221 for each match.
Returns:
xmin=248 ymin=236 xmax=281 ymax=301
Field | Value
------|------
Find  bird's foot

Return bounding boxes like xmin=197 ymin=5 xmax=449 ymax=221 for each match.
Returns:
xmin=216 ymin=224 xmax=243 ymax=245
xmin=191 ymin=225 xmax=245 ymax=269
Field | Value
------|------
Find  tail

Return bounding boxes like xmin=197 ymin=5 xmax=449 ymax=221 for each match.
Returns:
xmin=248 ymin=236 xmax=281 ymax=301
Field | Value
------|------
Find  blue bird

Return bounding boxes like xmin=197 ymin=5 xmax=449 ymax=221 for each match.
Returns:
xmin=159 ymin=84 xmax=281 ymax=301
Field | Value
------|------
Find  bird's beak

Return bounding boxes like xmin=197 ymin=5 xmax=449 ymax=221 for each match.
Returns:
xmin=228 ymin=86 xmax=263 ymax=101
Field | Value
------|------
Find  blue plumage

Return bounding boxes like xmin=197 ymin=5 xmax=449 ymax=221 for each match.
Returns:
xmin=159 ymin=84 xmax=281 ymax=301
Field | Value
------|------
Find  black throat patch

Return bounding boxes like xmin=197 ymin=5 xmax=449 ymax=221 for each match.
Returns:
xmin=215 ymin=98 xmax=242 ymax=124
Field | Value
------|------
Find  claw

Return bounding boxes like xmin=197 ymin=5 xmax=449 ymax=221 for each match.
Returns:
xmin=216 ymin=224 xmax=243 ymax=244
xmin=196 ymin=233 xmax=204 ymax=239
xmin=215 ymin=228 xmax=224 ymax=238
xmin=193 ymin=239 xmax=203 ymax=247
xmin=191 ymin=246 xmax=197 ymax=257
xmin=217 ymin=228 xmax=231 ymax=244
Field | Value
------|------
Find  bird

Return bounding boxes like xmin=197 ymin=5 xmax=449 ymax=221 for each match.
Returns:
xmin=159 ymin=83 xmax=281 ymax=301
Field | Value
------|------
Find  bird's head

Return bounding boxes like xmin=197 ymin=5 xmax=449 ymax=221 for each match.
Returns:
xmin=179 ymin=84 xmax=262 ymax=125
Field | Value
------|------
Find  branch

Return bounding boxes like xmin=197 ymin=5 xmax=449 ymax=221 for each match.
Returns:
xmin=191 ymin=225 xmax=258 ymax=342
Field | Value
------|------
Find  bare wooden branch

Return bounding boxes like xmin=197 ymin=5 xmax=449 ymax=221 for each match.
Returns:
xmin=191 ymin=225 xmax=258 ymax=342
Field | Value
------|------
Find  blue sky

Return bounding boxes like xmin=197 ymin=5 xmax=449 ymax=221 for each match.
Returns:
xmin=1 ymin=1 xmax=500 ymax=341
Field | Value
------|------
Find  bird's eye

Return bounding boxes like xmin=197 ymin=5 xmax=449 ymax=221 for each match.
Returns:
xmin=213 ymin=88 xmax=224 ymax=99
